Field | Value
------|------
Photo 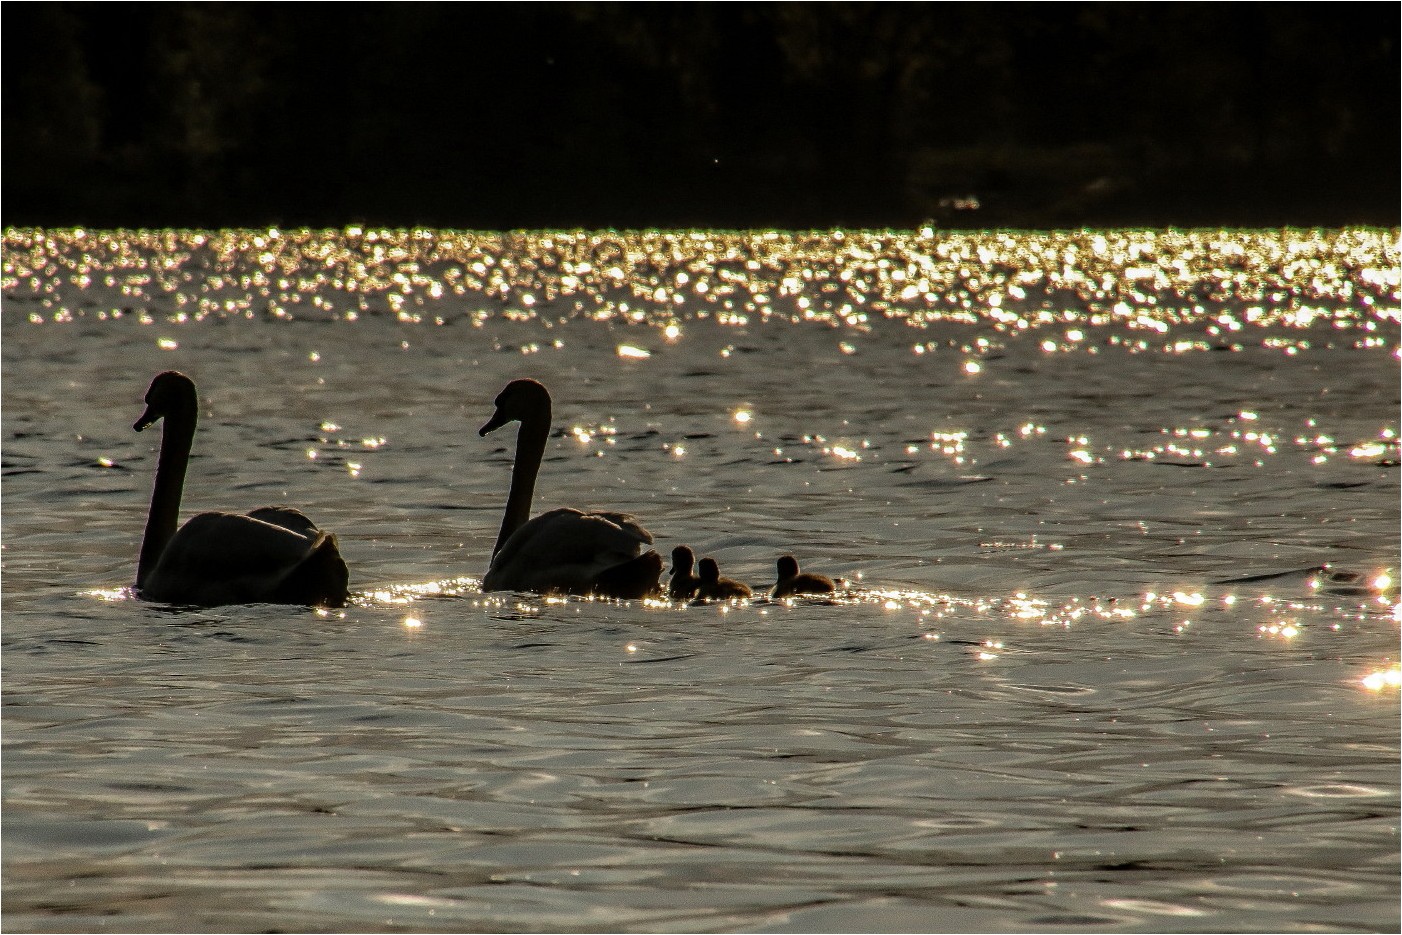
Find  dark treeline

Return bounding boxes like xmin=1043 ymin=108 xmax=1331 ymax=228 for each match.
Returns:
xmin=4 ymin=3 xmax=1397 ymax=230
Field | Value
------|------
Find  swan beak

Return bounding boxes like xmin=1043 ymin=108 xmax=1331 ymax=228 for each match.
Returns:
xmin=479 ymin=410 xmax=510 ymax=437
xmin=133 ymin=406 xmax=159 ymax=432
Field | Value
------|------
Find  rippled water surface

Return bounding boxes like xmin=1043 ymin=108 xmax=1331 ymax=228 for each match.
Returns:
xmin=3 ymin=228 xmax=1399 ymax=933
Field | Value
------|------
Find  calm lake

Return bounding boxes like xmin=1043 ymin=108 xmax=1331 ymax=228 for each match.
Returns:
xmin=2 ymin=227 xmax=1399 ymax=933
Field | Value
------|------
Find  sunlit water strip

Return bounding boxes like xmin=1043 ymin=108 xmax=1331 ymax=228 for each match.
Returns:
xmin=84 ymin=566 xmax=1398 ymax=696
xmin=4 ymin=227 xmax=1397 ymax=342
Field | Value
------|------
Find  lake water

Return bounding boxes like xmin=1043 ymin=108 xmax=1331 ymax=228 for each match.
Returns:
xmin=2 ymin=227 xmax=1399 ymax=933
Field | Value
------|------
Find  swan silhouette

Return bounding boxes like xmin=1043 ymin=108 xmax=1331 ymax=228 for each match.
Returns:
xmin=695 ymin=557 xmax=752 ymax=601
xmin=478 ymin=379 xmax=661 ymax=598
xmin=133 ymin=371 xmax=349 ymax=607
xmin=667 ymin=545 xmax=702 ymax=600
xmin=770 ymin=555 xmax=836 ymax=598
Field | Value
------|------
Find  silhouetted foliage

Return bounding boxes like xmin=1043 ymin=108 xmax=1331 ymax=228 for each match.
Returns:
xmin=3 ymin=2 xmax=1397 ymax=228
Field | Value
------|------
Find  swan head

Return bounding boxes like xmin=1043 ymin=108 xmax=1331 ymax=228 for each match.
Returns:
xmin=697 ymin=557 xmax=721 ymax=584
xmin=134 ymin=370 xmax=197 ymax=432
xmin=776 ymin=555 xmax=800 ymax=579
xmin=670 ymin=545 xmax=695 ymax=574
xmin=479 ymin=378 xmax=551 ymax=436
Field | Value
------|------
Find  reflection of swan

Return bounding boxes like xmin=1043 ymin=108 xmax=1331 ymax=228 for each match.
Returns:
xmin=696 ymin=557 xmax=752 ymax=601
xmin=479 ymin=379 xmax=661 ymax=598
xmin=133 ymin=371 xmax=349 ymax=607
xmin=668 ymin=545 xmax=702 ymax=600
xmin=770 ymin=555 xmax=835 ymax=598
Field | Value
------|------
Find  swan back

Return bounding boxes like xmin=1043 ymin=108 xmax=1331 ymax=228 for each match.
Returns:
xmin=142 ymin=510 xmax=348 ymax=607
xmin=481 ymin=507 xmax=658 ymax=597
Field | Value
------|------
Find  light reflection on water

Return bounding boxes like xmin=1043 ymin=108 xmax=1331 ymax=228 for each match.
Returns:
xmin=4 ymin=227 xmax=1397 ymax=339
xmin=2 ymin=228 xmax=1398 ymax=933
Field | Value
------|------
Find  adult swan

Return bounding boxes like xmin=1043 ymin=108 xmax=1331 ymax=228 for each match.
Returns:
xmin=133 ymin=370 xmax=349 ymax=607
xmin=478 ymin=378 xmax=662 ymax=598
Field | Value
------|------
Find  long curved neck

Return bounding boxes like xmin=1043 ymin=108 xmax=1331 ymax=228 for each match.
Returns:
xmin=493 ymin=402 xmax=550 ymax=558
xmin=137 ymin=408 xmax=195 ymax=588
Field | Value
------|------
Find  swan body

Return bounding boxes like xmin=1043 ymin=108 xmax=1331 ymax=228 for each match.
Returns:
xmin=483 ymin=507 xmax=659 ymax=597
xmin=695 ymin=557 xmax=752 ymax=601
xmin=770 ymin=554 xmax=836 ymax=599
xmin=133 ymin=371 xmax=349 ymax=607
xmin=479 ymin=379 xmax=661 ymax=599
xmin=667 ymin=545 xmax=702 ymax=600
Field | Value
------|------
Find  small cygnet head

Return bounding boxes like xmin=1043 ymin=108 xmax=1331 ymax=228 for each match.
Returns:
xmin=776 ymin=555 xmax=800 ymax=579
xmin=480 ymin=378 xmax=551 ymax=437
xmin=697 ymin=557 xmax=721 ymax=583
xmin=670 ymin=545 xmax=695 ymax=574
xmin=134 ymin=370 xmax=197 ymax=432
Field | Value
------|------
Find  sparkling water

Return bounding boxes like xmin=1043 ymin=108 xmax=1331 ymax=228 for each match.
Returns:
xmin=3 ymin=227 xmax=1397 ymax=932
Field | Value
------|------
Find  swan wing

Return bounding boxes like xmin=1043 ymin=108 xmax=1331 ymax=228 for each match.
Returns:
xmin=580 ymin=510 xmax=653 ymax=546
xmin=483 ymin=507 xmax=654 ymax=594
xmin=246 ymin=505 xmax=322 ymax=538
xmin=140 ymin=510 xmax=343 ymax=606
